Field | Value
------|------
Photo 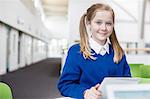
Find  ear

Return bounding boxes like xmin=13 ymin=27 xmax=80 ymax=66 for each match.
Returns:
xmin=86 ymin=24 xmax=91 ymax=31
xmin=86 ymin=24 xmax=92 ymax=37
xmin=86 ymin=20 xmax=90 ymax=25
xmin=86 ymin=20 xmax=91 ymax=28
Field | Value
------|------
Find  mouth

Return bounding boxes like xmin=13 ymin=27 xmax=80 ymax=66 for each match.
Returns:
xmin=98 ymin=32 xmax=107 ymax=35
xmin=97 ymin=30 xmax=107 ymax=34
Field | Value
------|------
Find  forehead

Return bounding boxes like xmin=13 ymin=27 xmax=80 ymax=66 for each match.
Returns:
xmin=93 ymin=10 xmax=113 ymax=21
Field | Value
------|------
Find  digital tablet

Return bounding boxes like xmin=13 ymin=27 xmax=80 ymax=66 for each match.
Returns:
xmin=98 ymin=77 xmax=140 ymax=99
xmin=106 ymin=84 xmax=150 ymax=99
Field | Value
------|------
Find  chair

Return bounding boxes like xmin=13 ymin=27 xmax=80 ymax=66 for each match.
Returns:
xmin=0 ymin=82 xmax=13 ymax=99
xmin=129 ymin=64 xmax=143 ymax=77
xmin=138 ymin=65 xmax=150 ymax=84
xmin=140 ymin=65 xmax=150 ymax=78
xmin=139 ymin=78 xmax=150 ymax=84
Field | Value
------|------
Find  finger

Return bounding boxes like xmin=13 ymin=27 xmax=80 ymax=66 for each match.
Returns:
xmin=86 ymin=89 xmax=96 ymax=99
xmin=91 ymin=87 xmax=101 ymax=96
xmin=94 ymin=83 xmax=100 ymax=89
xmin=88 ymin=91 xmax=98 ymax=99
xmin=89 ymin=91 xmax=101 ymax=99
xmin=99 ymin=91 xmax=103 ymax=96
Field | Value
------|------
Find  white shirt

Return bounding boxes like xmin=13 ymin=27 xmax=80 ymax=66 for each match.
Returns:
xmin=89 ymin=37 xmax=109 ymax=56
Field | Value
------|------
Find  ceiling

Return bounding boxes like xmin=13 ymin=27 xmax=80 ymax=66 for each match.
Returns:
xmin=21 ymin=0 xmax=68 ymax=17
xmin=41 ymin=0 xmax=68 ymax=17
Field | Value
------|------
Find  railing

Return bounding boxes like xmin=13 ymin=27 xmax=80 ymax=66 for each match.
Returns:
xmin=120 ymin=42 xmax=150 ymax=54
xmin=124 ymin=48 xmax=150 ymax=52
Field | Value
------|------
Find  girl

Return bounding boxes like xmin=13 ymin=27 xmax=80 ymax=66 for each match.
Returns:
xmin=58 ymin=3 xmax=131 ymax=99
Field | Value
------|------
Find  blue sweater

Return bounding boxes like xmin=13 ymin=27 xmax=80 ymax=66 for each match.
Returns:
xmin=57 ymin=44 xmax=131 ymax=99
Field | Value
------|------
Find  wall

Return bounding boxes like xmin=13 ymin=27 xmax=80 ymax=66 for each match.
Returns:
xmin=0 ymin=24 xmax=8 ymax=75
xmin=44 ymin=16 xmax=68 ymax=39
xmin=0 ymin=0 xmax=49 ymax=75
xmin=144 ymin=1 xmax=150 ymax=43
xmin=0 ymin=0 xmax=50 ymax=42
xmin=68 ymin=0 xmax=150 ymax=45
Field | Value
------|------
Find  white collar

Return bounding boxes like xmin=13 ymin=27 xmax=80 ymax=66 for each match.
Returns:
xmin=89 ymin=37 xmax=109 ymax=54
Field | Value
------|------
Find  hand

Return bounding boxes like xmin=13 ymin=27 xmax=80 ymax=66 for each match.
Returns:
xmin=84 ymin=84 xmax=102 ymax=99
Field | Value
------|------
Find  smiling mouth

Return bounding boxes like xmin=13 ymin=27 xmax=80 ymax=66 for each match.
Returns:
xmin=98 ymin=32 xmax=107 ymax=35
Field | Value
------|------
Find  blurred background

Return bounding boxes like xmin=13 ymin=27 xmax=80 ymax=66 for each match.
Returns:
xmin=0 ymin=0 xmax=150 ymax=99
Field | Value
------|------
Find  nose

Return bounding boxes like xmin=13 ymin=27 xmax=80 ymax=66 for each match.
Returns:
xmin=101 ymin=23 xmax=106 ymax=30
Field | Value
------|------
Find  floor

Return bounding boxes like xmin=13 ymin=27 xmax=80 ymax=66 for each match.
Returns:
xmin=1 ymin=58 xmax=62 ymax=99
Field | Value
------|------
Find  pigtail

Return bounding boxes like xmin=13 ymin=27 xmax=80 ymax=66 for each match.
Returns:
xmin=109 ymin=28 xmax=124 ymax=63
xmin=79 ymin=14 xmax=96 ymax=60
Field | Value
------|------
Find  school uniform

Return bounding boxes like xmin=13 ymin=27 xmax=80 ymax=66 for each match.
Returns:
xmin=57 ymin=38 xmax=131 ymax=99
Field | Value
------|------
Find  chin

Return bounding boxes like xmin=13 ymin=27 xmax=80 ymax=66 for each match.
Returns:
xmin=97 ymin=37 xmax=107 ymax=41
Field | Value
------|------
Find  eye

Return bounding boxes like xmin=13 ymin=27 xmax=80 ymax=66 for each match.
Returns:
xmin=106 ymin=22 xmax=113 ymax=26
xmin=96 ymin=21 xmax=102 ymax=25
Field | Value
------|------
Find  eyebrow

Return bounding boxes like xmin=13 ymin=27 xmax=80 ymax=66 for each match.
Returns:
xmin=96 ymin=19 xmax=113 ymax=22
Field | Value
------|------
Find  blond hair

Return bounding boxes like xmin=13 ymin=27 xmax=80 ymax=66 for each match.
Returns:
xmin=79 ymin=3 xmax=124 ymax=63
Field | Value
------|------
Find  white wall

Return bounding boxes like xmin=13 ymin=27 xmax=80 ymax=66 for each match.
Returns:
xmin=8 ymin=28 xmax=19 ymax=72
xmin=0 ymin=0 xmax=50 ymax=42
xmin=0 ymin=24 xmax=8 ymax=75
xmin=127 ymin=54 xmax=150 ymax=65
xmin=144 ymin=1 xmax=150 ymax=43
xmin=0 ymin=0 xmax=50 ymax=74
xmin=44 ymin=16 xmax=68 ymax=39
xmin=24 ymin=35 xmax=32 ymax=66
xmin=19 ymin=33 xmax=26 ymax=68
xmin=32 ymin=39 xmax=47 ymax=63
xmin=68 ymin=0 xmax=150 ymax=45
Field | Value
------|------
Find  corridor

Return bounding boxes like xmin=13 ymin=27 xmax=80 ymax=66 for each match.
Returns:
xmin=1 ymin=58 xmax=62 ymax=99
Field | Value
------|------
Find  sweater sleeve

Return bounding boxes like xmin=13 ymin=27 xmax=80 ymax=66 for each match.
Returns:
xmin=57 ymin=45 xmax=87 ymax=99
xmin=123 ymin=55 xmax=131 ymax=77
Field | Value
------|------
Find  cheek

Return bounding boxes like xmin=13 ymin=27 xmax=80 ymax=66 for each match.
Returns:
xmin=91 ymin=25 xmax=99 ymax=32
xmin=108 ymin=27 xmax=113 ymax=33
